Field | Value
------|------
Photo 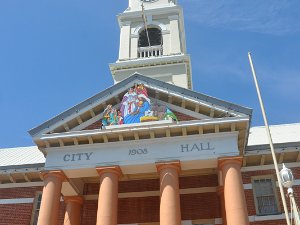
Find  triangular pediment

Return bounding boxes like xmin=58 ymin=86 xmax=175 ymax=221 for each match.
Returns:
xmin=29 ymin=73 xmax=252 ymax=151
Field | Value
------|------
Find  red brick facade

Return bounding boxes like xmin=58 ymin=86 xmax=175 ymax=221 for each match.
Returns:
xmin=0 ymin=170 xmax=298 ymax=224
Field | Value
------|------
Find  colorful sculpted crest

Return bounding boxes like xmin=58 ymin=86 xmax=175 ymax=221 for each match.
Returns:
xmin=101 ymin=84 xmax=178 ymax=127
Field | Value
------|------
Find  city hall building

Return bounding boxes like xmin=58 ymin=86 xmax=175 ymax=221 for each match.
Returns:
xmin=1 ymin=1 xmax=300 ymax=225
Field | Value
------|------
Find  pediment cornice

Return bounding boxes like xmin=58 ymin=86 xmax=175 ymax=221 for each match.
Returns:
xmin=29 ymin=74 xmax=252 ymax=153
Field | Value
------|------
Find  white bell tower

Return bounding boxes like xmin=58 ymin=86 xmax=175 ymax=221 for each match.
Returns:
xmin=109 ymin=0 xmax=193 ymax=89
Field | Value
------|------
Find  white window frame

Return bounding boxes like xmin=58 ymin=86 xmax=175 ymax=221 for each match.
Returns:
xmin=30 ymin=192 xmax=42 ymax=225
xmin=252 ymin=175 xmax=280 ymax=216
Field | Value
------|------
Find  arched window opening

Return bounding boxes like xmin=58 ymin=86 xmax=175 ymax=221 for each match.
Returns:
xmin=138 ymin=27 xmax=163 ymax=58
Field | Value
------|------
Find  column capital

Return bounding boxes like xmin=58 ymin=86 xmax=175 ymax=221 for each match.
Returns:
xmin=156 ymin=161 xmax=181 ymax=173
xmin=96 ymin=166 xmax=123 ymax=178
xmin=41 ymin=170 xmax=67 ymax=182
xmin=218 ymin=156 xmax=243 ymax=170
xmin=63 ymin=196 xmax=84 ymax=205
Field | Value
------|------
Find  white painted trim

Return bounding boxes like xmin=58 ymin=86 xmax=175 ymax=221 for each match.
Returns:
xmin=44 ymin=131 xmax=239 ymax=152
xmin=0 ymin=167 xmax=44 ymax=175
xmin=150 ymin=98 xmax=210 ymax=120
xmin=214 ymin=218 xmax=222 ymax=224
xmin=0 ymin=182 xmax=44 ymax=189
xmin=0 ymin=198 xmax=34 ymax=205
xmin=243 ymin=183 xmax=252 ymax=190
xmin=248 ymin=213 xmax=286 ymax=222
xmin=182 ymin=220 xmax=192 ymax=225
xmin=133 ymin=21 xmax=167 ymax=35
xmin=144 ymin=84 xmax=246 ymax=117
xmin=242 ymin=161 xmax=300 ymax=172
xmin=243 ymin=179 xmax=300 ymax=190
xmin=246 ymin=147 xmax=300 ymax=156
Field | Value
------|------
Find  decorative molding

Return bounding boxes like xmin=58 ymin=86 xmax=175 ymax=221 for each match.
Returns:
xmin=242 ymin=161 xmax=300 ymax=172
xmin=119 ymin=21 xmax=131 ymax=27
xmin=0 ymin=182 xmax=44 ymax=189
xmin=168 ymin=15 xmax=179 ymax=20
xmin=243 ymin=179 xmax=300 ymax=189
xmin=133 ymin=21 xmax=167 ymax=36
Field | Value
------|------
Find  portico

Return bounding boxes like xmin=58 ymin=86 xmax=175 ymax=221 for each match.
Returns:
xmin=36 ymin=156 xmax=249 ymax=225
xmin=32 ymin=86 xmax=251 ymax=225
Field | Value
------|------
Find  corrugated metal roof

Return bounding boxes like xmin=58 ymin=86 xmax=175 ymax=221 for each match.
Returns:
xmin=0 ymin=146 xmax=45 ymax=167
xmin=248 ymin=123 xmax=300 ymax=146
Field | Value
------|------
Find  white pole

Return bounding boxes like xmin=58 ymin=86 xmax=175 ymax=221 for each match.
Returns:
xmin=248 ymin=52 xmax=291 ymax=225
xmin=288 ymin=188 xmax=300 ymax=225
xmin=141 ymin=3 xmax=151 ymax=48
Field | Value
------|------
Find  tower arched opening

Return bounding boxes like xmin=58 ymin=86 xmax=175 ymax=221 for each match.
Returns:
xmin=138 ymin=27 xmax=163 ymax=58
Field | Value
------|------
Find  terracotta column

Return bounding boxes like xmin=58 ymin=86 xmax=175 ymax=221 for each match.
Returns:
xmin=37 ymin=171 xmax=66 ymax=225
xmin=217 ymin=186 xmax=226 ymax=225
xmin=96 ymin=166 xmax=122 ymax=225
xmin=63 ymin=196 xmax=84 ymax=225
xmin=156 ymin=161 xmax=181 ymax=225
xmin=218 ymin=157 xmax=249 ymax=225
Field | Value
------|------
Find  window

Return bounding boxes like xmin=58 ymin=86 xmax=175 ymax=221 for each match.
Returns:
xmin=138 ymin=27 xmax=163 ymax=58
xmin=138 ymin=27 xmax=162 ymax=47
xmin=30 ymin=192 xmax=42 ymax=225
xmin=252 ymin=176 xmax=280 ymax=215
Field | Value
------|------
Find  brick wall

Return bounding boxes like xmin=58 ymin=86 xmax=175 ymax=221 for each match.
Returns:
xmin=0 ymin=204 xmax=33 ymax=225
xmin=82 ymin=174 xmax=220 ymax=224
xmin=2 ymin=169 xmax=299 ymax=225
xmin=0 ymin=187 xmax=65 ymax=225
xmin=83 ymin=174 xmax=218 ymax=195
xmin=0 ymin=186 xmax=43 ymax=199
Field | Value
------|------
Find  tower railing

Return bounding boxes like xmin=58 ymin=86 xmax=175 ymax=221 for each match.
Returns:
xmin=138 ymin=45 xmax=163 ymax=58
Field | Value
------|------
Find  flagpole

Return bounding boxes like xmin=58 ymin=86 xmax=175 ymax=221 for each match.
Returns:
xmin=248 ymin=52 xmax=291 ymax=225
xmin=141 ymin=3 xmax=151 ymax=48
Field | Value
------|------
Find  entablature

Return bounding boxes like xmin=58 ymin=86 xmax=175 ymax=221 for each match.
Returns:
xmin=36 ymin=117 xmax=249 ymax=155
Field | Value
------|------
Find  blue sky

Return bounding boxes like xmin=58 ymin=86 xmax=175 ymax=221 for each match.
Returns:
xmin=0 ymin=0 xmax=299 ymax=148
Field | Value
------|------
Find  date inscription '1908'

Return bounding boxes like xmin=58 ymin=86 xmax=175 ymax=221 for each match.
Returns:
xmin=181 ymin=142 xmax=215 ymax=152
xmin=129 ymin=148 xmax=148 ymax=156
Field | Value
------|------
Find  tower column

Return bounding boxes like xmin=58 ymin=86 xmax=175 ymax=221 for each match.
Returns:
xmin=63 ymin=196 xmax=84 ymax=225
xmin=37 ymin=171 xmax=66 ymax=225
xmin=156 ymin=161 xmax=181 ymax=225
xmin=119 ymin=22 xmax=131 ymax=60
xmin=169 ymin=15 xmax=181 ymax=54
xmin=218 ymin=157 xmax=249 ymax=225
xmin=131 ymin=34 xmax=139 ymax=59
xmin=96 ymin=166 xmax=122 ymax=225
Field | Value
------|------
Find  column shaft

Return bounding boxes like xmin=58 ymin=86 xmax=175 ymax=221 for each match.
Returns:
xmin=219 ymin=157 xmax=249 ymax=225
xmin=96 ymin=166 xmax=122 ymax=225
xmin=37 ymin=171 xmax=65 ymax=225
xmin=157 ymin=162 xmax=181 ymax=225
xmin=63 ymin=196 xmax=84 ymax=225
